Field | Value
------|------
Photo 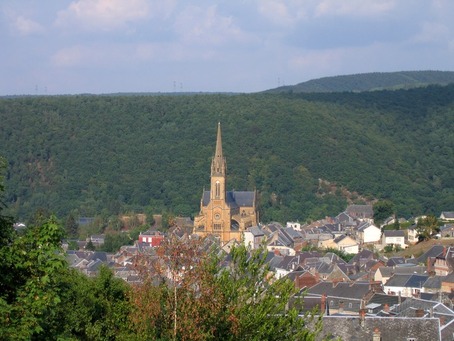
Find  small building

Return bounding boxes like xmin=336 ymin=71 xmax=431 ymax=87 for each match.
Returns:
xmin=138 ymin=230 xmax=164 ymax=247
xmin=243 ymin=226 xmax=265 ymax=250
xmin=286 ymin=221 xmax=301 ymax=231
xmin=440 ymin=212 xmax=454 ymax=221
xmin=356 ymin=222 xmax=381 ymax=244
xmin=346 ymin=204 xmax=374 ymax=221
xmin=382 ymin=230 xmax=406 ymax=249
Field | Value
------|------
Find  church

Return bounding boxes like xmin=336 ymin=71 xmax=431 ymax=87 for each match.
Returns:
xmin=194 ymin=123 xmax=258 ymax=244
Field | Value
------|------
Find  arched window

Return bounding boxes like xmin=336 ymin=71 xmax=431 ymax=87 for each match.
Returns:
xmin=215 ymin=181 xmax=220 ymax=198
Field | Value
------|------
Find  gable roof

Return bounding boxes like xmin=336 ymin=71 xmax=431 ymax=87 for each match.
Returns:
xmin=383 ymin=230 xmax=405 ymax=237
xmin=441 ymin=211 xmax=454 ymax=219
xmin=385 ymin=273 xmax=429 ymax=288
xmin=307 ymin=281 xmax=373 ymax=300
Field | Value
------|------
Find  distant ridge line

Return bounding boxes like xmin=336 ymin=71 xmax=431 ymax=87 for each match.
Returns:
xmin=264 ymin=70 xmax=454 ymax=94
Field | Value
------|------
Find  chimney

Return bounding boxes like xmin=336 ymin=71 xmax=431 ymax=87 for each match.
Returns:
xmin=415 ymin=308 xmax=425 ymax=318
xmin=339 ymin=300 xmax=344 ymax=313
xmin=321 ymin=294 xmax=326 ymax=314
xmin=359 ymin=309 xmax=366 ymax=326
xmin=427 ymin=257 xmax=432 ymax=274
xmin=372 ymin=328 xmax=381 ymax=341
xmin=440 ymin=316 xmax=446 ymax=326
xmin=383 ymin=303 xmax=389 ymax=313
xmin=359 ymin=299 xmax=366 ymax=326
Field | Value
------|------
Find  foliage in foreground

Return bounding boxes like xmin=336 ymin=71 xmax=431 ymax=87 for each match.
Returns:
xmin=0 ymin=222 xmax=321 ymax=340
xmin=129 ymin=237 xmax=322 ymax=340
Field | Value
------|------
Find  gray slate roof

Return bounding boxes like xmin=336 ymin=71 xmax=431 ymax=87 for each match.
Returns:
xmin=307 ymin=281 xmax=372 ymax=300
xmin=318 ymin=316 xmax=440 ymax=341
xmin=201 ymin=190 xmax=255 ymax=207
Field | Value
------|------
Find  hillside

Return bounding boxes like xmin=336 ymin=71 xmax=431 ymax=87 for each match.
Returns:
xmin=265 ymin=70 xmax=454 ymax=94
xmin=0 ymin=84 xmax=453 ymax=223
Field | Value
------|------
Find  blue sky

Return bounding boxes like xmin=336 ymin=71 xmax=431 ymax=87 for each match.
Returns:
xmin=2 ymin=0 xmax=454 ymax=95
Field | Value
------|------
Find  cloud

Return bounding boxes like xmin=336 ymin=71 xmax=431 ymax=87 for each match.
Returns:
xmin=55 ymin=0 xmax=153 ymax=31
xmin=13 ymin=15 xmax=45 ymax=35
xmin=314 ymin=0 xmax=396 ymax=18
xmin=174 ymin=5 xmax=254 ymax=46
xmin=257 ymin=0 xmax=310 ymax=27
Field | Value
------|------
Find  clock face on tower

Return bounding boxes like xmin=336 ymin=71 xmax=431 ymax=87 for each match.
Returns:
xmin=214 ymin=213 xmax=221 ymax=220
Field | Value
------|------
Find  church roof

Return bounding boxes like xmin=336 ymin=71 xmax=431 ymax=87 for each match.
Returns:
xmin=202 ymin=190 xmax=255 ymax=207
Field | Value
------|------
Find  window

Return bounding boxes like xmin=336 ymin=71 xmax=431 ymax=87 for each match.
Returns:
xmin=215 ymin=181 xmax=220 ymax=198
xmin=214 ymin=224 xmax=222 ymax=230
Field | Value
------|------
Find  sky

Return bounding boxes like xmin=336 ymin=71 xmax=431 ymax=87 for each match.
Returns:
xmin=2 ymin=0 xmax=454 ymax=95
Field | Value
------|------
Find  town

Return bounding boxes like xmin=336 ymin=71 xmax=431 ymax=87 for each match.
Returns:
xmin=58 ymin=123 xmax=454 ymax=340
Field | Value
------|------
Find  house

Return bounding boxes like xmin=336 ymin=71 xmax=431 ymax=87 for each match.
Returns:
xmin=440 ymin=212 xmax=454 ymax=221
xmin=320 ymin=234 xmax=359 ymax=254
xmin=383 ymin=273 xmax=429 ymax=297
xmin=286 ymin=221 xmax=301 ymax=231
xmin=440 ymin=224 xmax=454 ymax=238
xmin=333 ymin=235 xmax=359 ymax=254
xmin=382 ymin=230 xmax=406 ymax=249
xmin=138 ymin=230 xmax=164 ymax=247
xmin=335 ymin=212 xmax=356 ymax=228
xmin=306 ymin=281 xmax=382 ymax=315
xmin=243 ymin=226 xmax=265 ymax=250
xmin=406 ymin=225 xmax=418 ymax=244
xmin=356 ymin=222 xmax=381 ymax=244
xmin=374 ymin=266 xmax=427 ymax=285
xmin=433 ymin=246 xmax=454 ymax=276
xmin=346 ymin=204 xmax=374 ymax=221
xmin=89 ymin=234 xmax=105 ymax=246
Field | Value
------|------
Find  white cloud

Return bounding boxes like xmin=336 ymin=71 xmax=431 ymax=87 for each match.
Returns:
xmin=314 ymin=0 xmax=396 ymax=18
xmin=13 ymin=15 xmax=45 ymax=35
xmin=174 ymin=5 xmax=253 ymax=46
xmin=257 ymin=0 xmax=303 ymax=27
xmin=55 ymin=0 xmax=153 ymax=31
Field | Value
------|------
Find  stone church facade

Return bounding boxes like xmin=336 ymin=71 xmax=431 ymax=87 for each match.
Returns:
xmin=194 ymin=123 xmax=258 ymax=244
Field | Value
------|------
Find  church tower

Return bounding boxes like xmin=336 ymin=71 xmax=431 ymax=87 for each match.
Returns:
xmin=194 ymin=123 xmax=258 ymax=244
xmin=210 ymin=122 xmax=226 ymax=202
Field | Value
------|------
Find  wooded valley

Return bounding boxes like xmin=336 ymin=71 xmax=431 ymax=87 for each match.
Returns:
xmin=0 ymin=83 xmax=453 ymax=223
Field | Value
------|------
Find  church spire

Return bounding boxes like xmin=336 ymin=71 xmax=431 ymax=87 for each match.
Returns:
xmin=215 ymin=121 xmax=223 ymax=160
xmin=211 ymin=122 xmax=226 ymax=176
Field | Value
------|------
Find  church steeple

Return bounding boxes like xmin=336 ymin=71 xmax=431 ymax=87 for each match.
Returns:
xmin=211 ymin=122 xmax=226 ymax=201
xmin=211 ymin=122 xmax=226 ymax=177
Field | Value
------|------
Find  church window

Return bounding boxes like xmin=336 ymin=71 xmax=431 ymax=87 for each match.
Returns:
xmin=214 ymin=224 xmax=222 ymax=230
xmin=215 ymin=181 xmax=220 ymax=198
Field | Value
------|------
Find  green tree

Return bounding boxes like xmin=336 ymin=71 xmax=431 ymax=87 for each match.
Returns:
xmin=416 ymin=215 xmax=440 ymax=241
xmin=85 ymin=239 xmax=96 ymax=251
xmin=373 ymin=200 xmax=394 ymax=227
xmin=393 ymin=217 xmax=400 ymax=230
xmin=129 ymin=238 xmax=321 ymax=340
xmin=65 ymin=212 xmax=79 ymax=237
xmin=0 ymin=215 xmax=66 ymax=339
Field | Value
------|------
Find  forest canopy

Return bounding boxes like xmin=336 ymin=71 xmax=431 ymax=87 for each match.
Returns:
xmin=0 ymin=84 xmax=453 ymax=223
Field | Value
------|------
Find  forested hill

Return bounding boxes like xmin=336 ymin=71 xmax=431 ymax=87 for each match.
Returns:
xmin=265 ymin=70 xmax=454 ymax=94
xmin=1 ymin=84 xmax=453 ymax=223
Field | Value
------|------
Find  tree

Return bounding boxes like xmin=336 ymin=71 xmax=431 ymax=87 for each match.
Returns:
xmin=0 ymin=215 xmax=67 ymax=339
xmin=129 ymin=237 xmax=321 ymax=340
xmin=393 ymin=217 xmax=400 ymax=230
xmin=65 ymin=212 xmax=79 ymax=237
xmin=416 ymin=215 xmax=440 ymax=241
xmin=373 ymin=200 xmax=394 ymax=227
xmin=85 ymin=239 xmax=96 ymax=251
